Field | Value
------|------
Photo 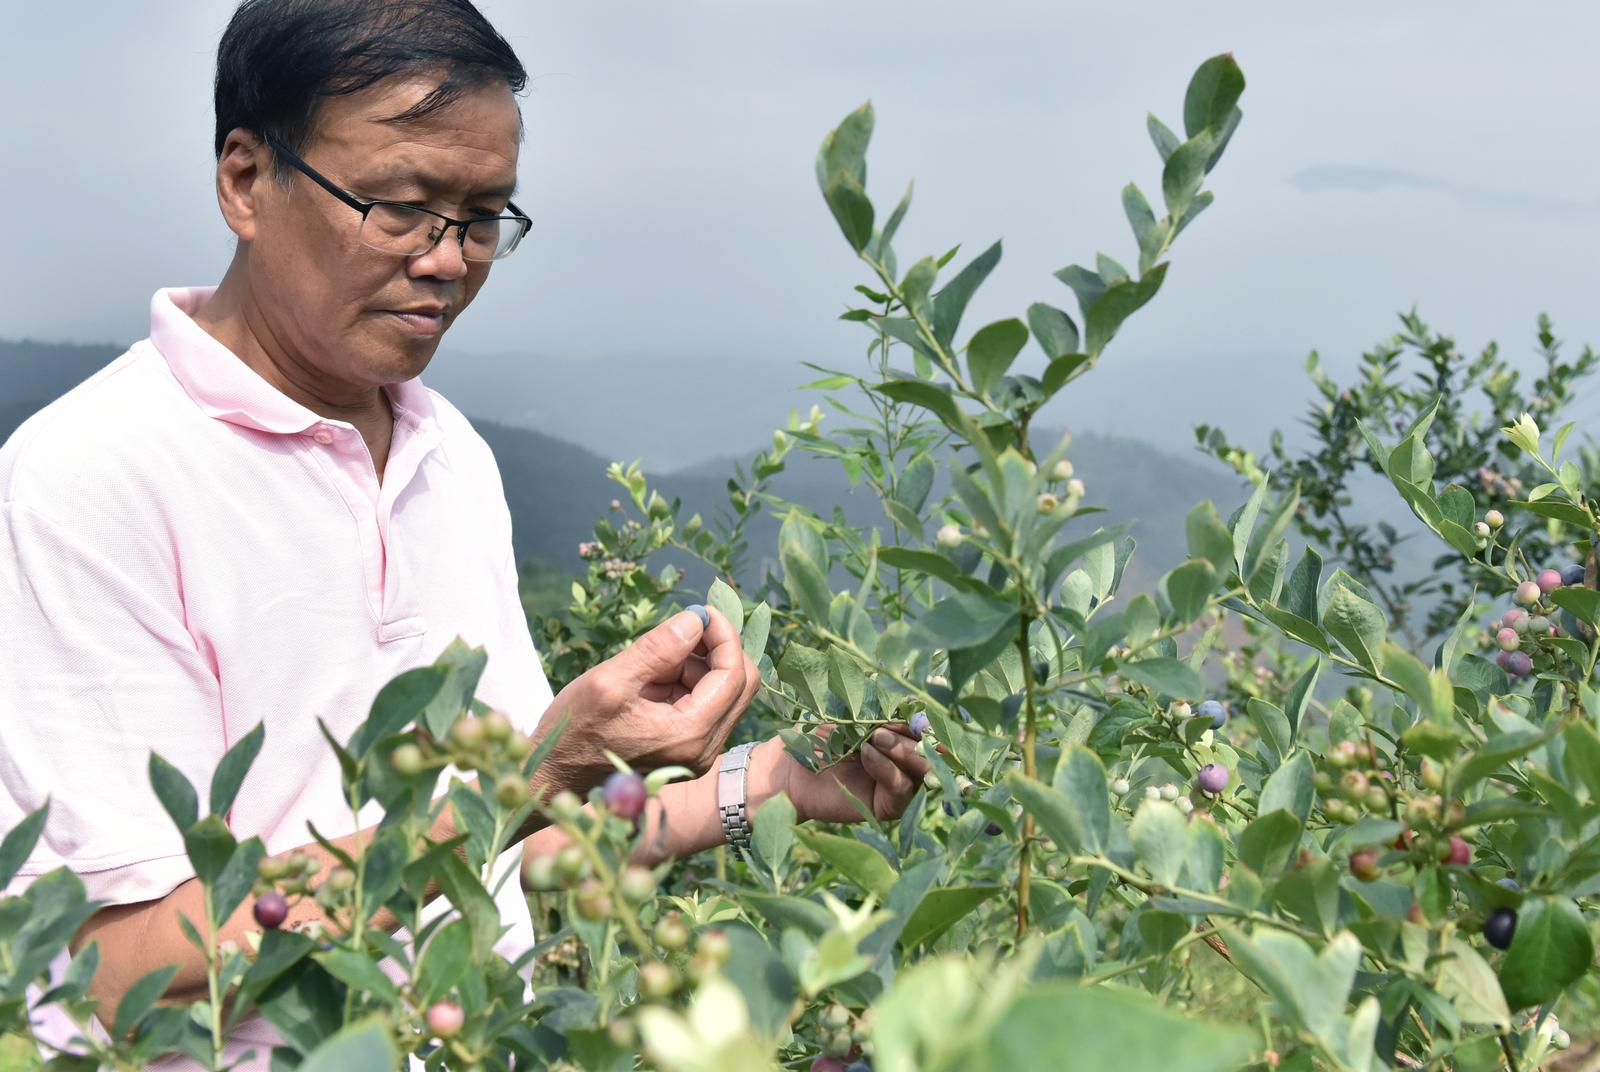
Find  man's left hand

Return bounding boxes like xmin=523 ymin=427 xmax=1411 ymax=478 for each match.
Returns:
xmin=747 ymin=726 xmax=931 ymax=825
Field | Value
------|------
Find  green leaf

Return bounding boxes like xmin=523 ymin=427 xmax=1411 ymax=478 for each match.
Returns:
xmin=1084 ymin=265 xmax=1168 ymax=356
xmin=1497 ymin=896 xmax=1595 ymax=1010
xmin=1129 ymin=800 xmax=1188 ymax=887
xmin=1183 ymin=54 xmax=1246 ymax=138
xmin=794 ymin=828 xmax=896 ymax=897
xmin=296 ymin=1018 xmax=399 ymax=1072
xmin=780 ymin=513 xmax=834 ymax=624
xmin=416 ymin=918 xmax=471 ymax=1004
xmin=777 ymin=644 xmax=831 ymax=714
xmin=1226 ymin=929 xmax=1359 ymax=1046
xmin=706 ymin=578 xmax=744 ymax=635
xmin=148 ymin=755 xmax=199 ymax=834
xmin=1259 ymin=751 xmax=1313 ymax=829
xmin=419 ymin=639 xmax=489 ymax=741
xmin=112 ymin=964 xmax=178 ymax=1039
xmin=208 ymin=722 xmax=264 ymax=818
xmin=716 ymin=923 xmax=799 ymax=1038
xmin=824 ymin=171 xmax=874 ymax=251
xmin=1551 ymin=585 xmax=1600 ymax=627
xmin=952 ymin=982 xmax=1253 ymax=1072
xmin=352 ymin=667 xmax=448 ymax=758
xmin=932 ymin=240 xmax=1002 ymax=347
xmin=314 ymin=949 xmax=401 ymax=1004
xmin=1237 ymin=809 xmax=1301 ymax=877
xmin=1162 ymin=131 xmax=1215 ymax=221
xmin=752 ymin=791 xmax=797 ymax=887
xmin=432 ymin=854 xmax=504 ymax=960
xmin=1122 ymin=182 xmax=1159 ymax=256
xmin=1186 ymin=501 xmax=1235 ymax=575
xmin=182 ymin=815 xmax=237 ymax=887
xmin=1436 ymin=938 xmax=1511 ymax=1029
xmin=874 ymin=379 xmax=964 ymax=430
xmin=1163 ymin=559 xmax=1217 ymax=624
xmin=742 ymin=602 xmax=773 ymax=664
xmin=815 ymin=101 xmax=873 ymax=188
xmin=909 ymin=591 xmax=1019 ymax=653
xmin=358 ymin=828 xmax=409 ymax=925
xmin=1119 ymin=656 xmax=1203 ymax=701
xmin=1323 ymin=586 xmax=1386 ymax=673
xmin=0 ymin=803 xmax=50 ymax=889
xmin=212 ymin=837 xmax=265 ymax=925
xmin=1051 ymin=746 xmax=1110 ymax=855
xmin=1026 ymin=302 xmax=1079 ymax=360
xmin=966 ymin=319 xmax=1028 ymax=397
xmin=899 ymin=885 xmax=1002 ymax=951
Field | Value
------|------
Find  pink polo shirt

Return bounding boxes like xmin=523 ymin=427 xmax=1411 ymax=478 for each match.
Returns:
xmin=0 ymin=287 xmax=554 ymax=1064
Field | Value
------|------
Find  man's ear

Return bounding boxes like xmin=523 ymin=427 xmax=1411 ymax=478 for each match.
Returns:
xmin=215 ymin=127 xmax=270 ymax=242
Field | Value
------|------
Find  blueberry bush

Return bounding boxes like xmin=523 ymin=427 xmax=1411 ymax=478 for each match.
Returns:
xmin=3 ymin=53 xmax=1598 ymax=1072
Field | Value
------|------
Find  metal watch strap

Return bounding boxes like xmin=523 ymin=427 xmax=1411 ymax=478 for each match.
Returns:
xmin=717 ymin=741 xmax=759 ymax=859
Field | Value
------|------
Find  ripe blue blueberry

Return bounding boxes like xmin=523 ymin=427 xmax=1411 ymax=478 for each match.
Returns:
xmin=1505 ymin=650 xmax=1532 ymax=677
xmin=909 ymin=712 xmax=932 ymax=740
xmin=1197 ymin=700 xmax=1226 ymax=729
xmin=1496 ymin=877 xmax=1520 ymax=891
xmin=1483 ymin=906 xmax=1517 ymax=950
xmin=1563 ymin=563 xmax=1587 ymax=587
xmin=601 ymin=771 xmax=648 ymax=820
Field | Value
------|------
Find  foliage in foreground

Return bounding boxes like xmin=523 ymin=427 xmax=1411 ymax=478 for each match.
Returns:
xmin=2 ymin=53 xmax=1598 ymax=1072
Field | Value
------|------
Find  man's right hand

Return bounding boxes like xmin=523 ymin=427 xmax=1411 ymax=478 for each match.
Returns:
xmin=532 ymin=605 xmax=761 ymax=789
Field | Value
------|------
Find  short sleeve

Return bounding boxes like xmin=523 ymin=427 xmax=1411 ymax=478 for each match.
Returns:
xmin=0 ymin=502 xmax=223 ymax=904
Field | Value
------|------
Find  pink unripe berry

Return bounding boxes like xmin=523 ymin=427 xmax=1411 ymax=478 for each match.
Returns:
xmin=1514 ymin=581 xmax=1542 ymax=606
xmin=252 ymin=891 xmax=288 ymax=930
xmin=1349 ymin=848 xmax=1382 ymax=882
xmin=1445 ymin=834 xmax=1472 ymax=866
xmin=1485 ymin=509 xmax=1505 ymax=528
xmin=1196 ymin=764 xmax=1229 ymax=795
xmin=601 ymin=771 xmax=648 ymax=820
xmin=812 ymin=1059 xmax=848 ymax=1072
xmin=1495 ymin=628 xmax=1521 ymax=652
xmin=1501 ymin=608 xmax=1526 ymax=628
xmin=426 ymin=1000 xmax=465 ymax=1038
xmin=1538 ymin=569 xmax=1563 ymax=594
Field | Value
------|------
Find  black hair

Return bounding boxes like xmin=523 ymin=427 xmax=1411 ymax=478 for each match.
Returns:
xmin=214 ymin=0 xmax=526 ymax=179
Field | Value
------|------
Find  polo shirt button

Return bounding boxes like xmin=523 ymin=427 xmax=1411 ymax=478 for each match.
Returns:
xmin=313 ymin=430 xmax=335 ymax=445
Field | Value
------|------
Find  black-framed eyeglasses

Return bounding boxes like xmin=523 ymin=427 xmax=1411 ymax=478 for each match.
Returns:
xmin=262 ymin=132 xmax=531 ymax=262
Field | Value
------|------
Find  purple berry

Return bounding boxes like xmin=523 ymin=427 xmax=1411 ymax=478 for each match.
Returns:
xmin=811 ymin=1059 xmax=847 ymax=1072
xmin=1537 ymin=569 xmax=1563 ymax=594
xmin=1563 ymin=563 xmax=1587 ymax=587
xmin=1197 ymin=700 xmax=1226 ymax=729
xmin=253 ymin=891 xmax=288 ymax=930
xmin=909 ymin=712 xmax=932 ymax=741
xmin=1484 ymin=907 xmax=1517 ymax=950
xmin=1196 ymin=763 xmax=1229 ymax=795
xmin=984 ymin=821 xmax=1003 ymax=836
xmin=1505 ymin=650 xmax=1532 ymax=678
xmin=601 ymin=771 xmax=648 ymax=820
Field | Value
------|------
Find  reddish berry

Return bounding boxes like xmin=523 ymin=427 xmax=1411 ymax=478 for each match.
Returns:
xmin=1537 ymin=569 xmax=1563 ymax=594
xmin=1501 ymin=608 xmax=1527 ymax=628
xmin=812 ymin=1059 xmax=848 ymax=1072
xmin=426 ymin=1000 xmax=465 ymax=1038
xmin=601 ymin=771 xmax=648 ymax=820
xmin=1484 ymin=509 xmax=1505 ymax=528
xmin=1349 ymin=848 xmax=1382 ymax=882
xmin=252 ymin=891 xmax=288 ymax=929
xmin=1495 ymin=628 xmax=1520 ymax=652
xmin=1445 ymin=834 xmax=1472 ymax=866
xmin=1515 ymin=581 xmax=1542 ymax=606
xmin=1483 ymin=907 xmax=1517 ymax=950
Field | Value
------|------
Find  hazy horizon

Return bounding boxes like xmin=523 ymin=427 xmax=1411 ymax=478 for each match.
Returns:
xmin=5 ymin=3 xmax=1599 ymax=468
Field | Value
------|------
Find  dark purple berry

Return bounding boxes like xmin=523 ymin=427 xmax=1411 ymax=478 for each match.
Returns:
xmin=1484 ymin=907 xmax=1517 ymax=950
xmin=601 ymin=771 xmax=648 ymax=820
xmin=1197 ymin=700 xmax=1225 ymax=729
xmin=253 ymin=891 xmax=288 ymax=929
xmin=908 ymin=712 xmax=932 ymax=741
xmin=1505 ymin=650 xmax=1532 ymax=678
xmin=984 ymin=821 xmax=1003 ymax=837
xmin=1563 ymin=564 xmax=1587 ymax=587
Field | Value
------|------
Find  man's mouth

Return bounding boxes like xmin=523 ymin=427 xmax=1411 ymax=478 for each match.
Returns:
xmin=381 ymin=307 xmax=449 ymax=335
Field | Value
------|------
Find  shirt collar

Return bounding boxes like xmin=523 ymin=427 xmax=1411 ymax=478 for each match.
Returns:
xmin=148 ymin=286 xmax=441 ymax=439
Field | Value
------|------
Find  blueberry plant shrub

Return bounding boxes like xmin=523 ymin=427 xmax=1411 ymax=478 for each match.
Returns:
xmin=1197 ymin=312 xmax=1600 ymax=649
xmin=3 ymin=53 xmax=1598 ymax=1072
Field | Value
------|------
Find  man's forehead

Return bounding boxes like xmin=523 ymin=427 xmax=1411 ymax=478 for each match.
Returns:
xmin=310 ymin=78 xmax=521 ymax=188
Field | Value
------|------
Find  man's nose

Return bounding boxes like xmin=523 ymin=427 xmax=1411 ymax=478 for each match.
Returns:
xmin=410 ymin=227 xmax=470 ymax=281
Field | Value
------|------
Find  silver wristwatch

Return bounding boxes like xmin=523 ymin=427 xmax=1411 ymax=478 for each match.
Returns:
xmin=716 ymin=742 xmax=759 ymax=859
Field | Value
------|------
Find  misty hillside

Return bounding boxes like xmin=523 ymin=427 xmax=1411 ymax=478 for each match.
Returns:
xmin=1 ymin=337 xmax=1250 ymax=607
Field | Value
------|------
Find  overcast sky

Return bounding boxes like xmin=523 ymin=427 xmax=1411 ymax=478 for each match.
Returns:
xmin=4 ymin=1 xmax=1598 ymax=465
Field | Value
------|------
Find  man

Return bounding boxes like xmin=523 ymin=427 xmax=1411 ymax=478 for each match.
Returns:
xmin=0 ymin=0 xmax=928 ymax=1064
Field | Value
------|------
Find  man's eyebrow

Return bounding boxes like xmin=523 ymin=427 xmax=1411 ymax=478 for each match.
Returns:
xmin=357 ymin=167 xmax=518 ymax=200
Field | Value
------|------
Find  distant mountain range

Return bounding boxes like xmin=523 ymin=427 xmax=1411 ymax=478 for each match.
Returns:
xmin=0 ymin=337 xmax=1247 ymax=602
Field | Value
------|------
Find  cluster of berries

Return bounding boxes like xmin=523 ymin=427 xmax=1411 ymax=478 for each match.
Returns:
xmin=1472 ymin=467 xmax=1524 ymax=499
xmin=1110 ymin=765 xmax=1229 ymax=817
xmin=391 ymin=712 xmax=536 ymax=809
xmin=1485 ymin=562 xmax=1585 ymax=677
xmin=809 ymin=1002 xmax=874 ymax=1070
xmin=1312 ymin=739 xmax=1392 ymax=824
xmin=628 ymin=925 xmax=733 ymax=1004
xmin=250 ymin=851 xmax=322 ymax=929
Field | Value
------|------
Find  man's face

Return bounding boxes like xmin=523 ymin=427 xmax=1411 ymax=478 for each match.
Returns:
xmin=243 ymin=76 xmax=521 ymax=393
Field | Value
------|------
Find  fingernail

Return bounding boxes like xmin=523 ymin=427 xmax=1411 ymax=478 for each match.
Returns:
xmin=686 ymin=604 xmax=711 ymax=629
xmin=872 ymin=729 xmax=894 ymax=748
xmin=669 ymin=606 xmax=708 ymax=641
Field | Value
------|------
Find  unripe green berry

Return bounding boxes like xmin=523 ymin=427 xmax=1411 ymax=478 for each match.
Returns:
xmin=556 ymin=844 xmax=589 ymax=881
xmin=823 ymin=1003 xmax=851 ymax=1030
xmin=390 ymin=743 xmax=425 ymax=777
xmin=1485 ymin=509 xmax=1504 ymax=528
xmin=1110 ymin=777 xmax=1131 ymax=795
xmin=504 ymin=732 xmax=533 ymax=762
xmin=326 ymin=867 xmax=355 ymax=894
xmin=638 ymin=960 xmax=678 ymax=1000
xmin=495 ymin=774 xmax=531 ymax=809
xmin=1066 ymin=478 xmax=1086 ymax=498
xmin=1036 ymin=492 xmax=1060 ymax=514
xmin=1052 ymin=459 xmax=1074 ymax=481
xmin=697 ymin=929 xmax=732 ymax=965
xmin=549 ymin=790 xmax=583 ymax=823
xmin=1159 ymin=783 xmax=1179 ymax=801
xmin=523 ymin=854 xmax=560 ymax=891
xmin=574 ymin=880 xmax=612 ymax=921
xmin=935 ymin=524 xmax=963 ymax=549
xmin=618 ymin=866 xmax=656 ymax=904
xmin=1473 ymin=521 xmax=1491 ymax=538
xmin=482 ymin=710 xmax=514 ymax=743
xmin=1420 ymin=759 xmax=1444 ymax=792
xmin=450 ymin=717 xmax=486 ymax=751
xmin=653 ymin=912 xmax=690 ymax=952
